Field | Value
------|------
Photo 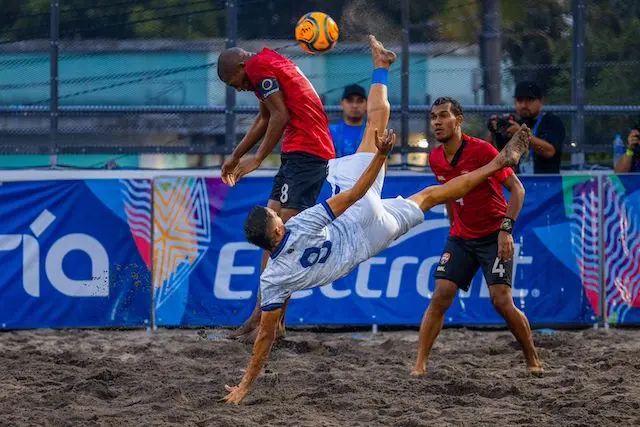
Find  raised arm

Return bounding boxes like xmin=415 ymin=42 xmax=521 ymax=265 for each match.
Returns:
xmin=221 ymin=102 xmax=270 ymax=185
xmin=254 ymin=92 xmax=289 ymax=163
xmin=225 ymin=92 xmax=290 ymax=186
xmin=239 ymin=102 xmax=271 ymax=157
xmin=325 ymin=129 xmax=395 ymax=218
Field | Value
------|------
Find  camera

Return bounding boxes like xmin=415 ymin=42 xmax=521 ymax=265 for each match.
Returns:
xmin=487 ymin=114 xmax=521 ymax=135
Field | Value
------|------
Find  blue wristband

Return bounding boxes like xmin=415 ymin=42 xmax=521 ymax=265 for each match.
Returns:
xmin=372 ymin=68 xmax=389 ymax=86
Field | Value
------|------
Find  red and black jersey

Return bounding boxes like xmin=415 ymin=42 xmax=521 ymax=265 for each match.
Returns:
xmin=244 ymin=48 xmax=335 ymax=160
xmin=429 ymin=134 xmax=514 ymax=239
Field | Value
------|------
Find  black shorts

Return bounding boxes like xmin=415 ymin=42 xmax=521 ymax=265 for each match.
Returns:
xmin=269 ymin=152 xmax=329 ymax=211
xmin=434 ymin=231 xmax=512 ymax=291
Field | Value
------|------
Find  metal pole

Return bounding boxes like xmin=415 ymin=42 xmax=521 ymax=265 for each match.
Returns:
xmin=224 ymin=0 xmax=238 ymax=154
xmin=400 ymin=0 xmax=410 ymax=168
xmin=472 ymin=68 xmax=482 ymax=105
xmin=480 ymin=0 xmax=501 ymax=104
xmin=150 ymin=183 xmax=156 ymax=331
xmin=49 ymin=0 xmax=60 ymax=167
xmin=424 ymin=94 xmax=430 ymax=140
xmin=571 ymin=0 xmax=586 ymax=149
xmin=597 ymin=175 xmax=608 ymax=328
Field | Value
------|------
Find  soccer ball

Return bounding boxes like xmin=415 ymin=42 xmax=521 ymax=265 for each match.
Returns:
xmin=295 ymin=12 xmax=339 ymax=54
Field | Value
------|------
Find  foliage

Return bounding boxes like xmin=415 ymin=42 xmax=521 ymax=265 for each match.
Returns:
xmin=0 ymin=0 xmax=227 ymax=41
xmin=2 ymin=0 xmax=640 ymax=111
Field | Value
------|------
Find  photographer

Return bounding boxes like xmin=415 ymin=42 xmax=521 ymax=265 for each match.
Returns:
xmin=614 ymin=126 xmax=640 ymax=173
xmin=488 ymin=81 xmax=565 ymax=174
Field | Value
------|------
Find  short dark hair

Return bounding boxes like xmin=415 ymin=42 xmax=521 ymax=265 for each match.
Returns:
xmin=514 ymin=81 xmax=544 ymax=100
xmin=244 ymin=206 xmax=274 ymax=251
xmin=217 ymin=47 xmax=247 ymax=82
xmin=432 ymin=97 xmax=463 ymax=117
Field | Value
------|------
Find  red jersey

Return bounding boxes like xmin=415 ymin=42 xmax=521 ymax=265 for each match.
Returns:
xmin=429 ymin=134 xmax=514 ymax=240
xmin=244 ymin=48 xmax=335 ymax=160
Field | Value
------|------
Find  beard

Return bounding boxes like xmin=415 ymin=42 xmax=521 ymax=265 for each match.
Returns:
xmin=434 ymin=131 xmax=454 ymax=143
xmin=518 ymin=109 xmax=537 ymax=119
xmin=345 ymin=113 xmax=365 ymax=123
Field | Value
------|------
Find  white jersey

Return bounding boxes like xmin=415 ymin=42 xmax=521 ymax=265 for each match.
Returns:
xmin=260 ymin=153 xmax=424 ymax=310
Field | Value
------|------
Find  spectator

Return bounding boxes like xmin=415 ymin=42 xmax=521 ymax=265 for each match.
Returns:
xmin=614 ymin=125 xmax=640 ymax=173
xmin=488 ymin=81 xmax=565 ymax=174
xmin=329 ymin=84 xmax=367 ymax=157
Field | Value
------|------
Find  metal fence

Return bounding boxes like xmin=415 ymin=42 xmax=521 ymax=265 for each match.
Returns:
xmin=1 ymin=0 xmax=639 ymax=168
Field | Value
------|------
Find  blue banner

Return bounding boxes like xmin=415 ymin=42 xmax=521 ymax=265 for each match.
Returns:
xmin=156 ymin=175 xmax=596 ymax=327
xmin=603 ymin=175 xmax=640 ymax=325
xmin=0 ymin=179 xmax=152 ymax=328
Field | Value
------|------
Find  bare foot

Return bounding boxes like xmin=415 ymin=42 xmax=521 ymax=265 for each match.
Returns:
xmin=500 ymin=125 xmax=532 ymax=167
xmin=410 ymin=360 xmax=427 ymax=377
xmin=235 ymin=327 xmax=259 ymax=344
xmin=228 ymin=324 xmax=254 ymax=339
xmin=232 ymin=325 xmax=286 ymax=345
xmin=526 ymin=364 xmax=544 ymax=376
xmin=369 ymin=35 xmax=396 ymax=69
xmin=228 ymin=310 xmax=261 ymax=339
xmin=410 ymin=369 xmax=427 ymax=377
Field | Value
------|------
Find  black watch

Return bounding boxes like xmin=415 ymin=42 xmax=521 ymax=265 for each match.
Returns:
xmin=500 ymin=217 xmax=514 ymax=234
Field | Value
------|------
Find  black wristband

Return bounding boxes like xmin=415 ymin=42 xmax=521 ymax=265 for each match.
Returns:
xmin=500 ymin=217 xmax=514 ymax=234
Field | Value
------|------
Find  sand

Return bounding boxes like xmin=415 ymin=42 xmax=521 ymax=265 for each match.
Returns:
xmin=1 ymin=327 xmax=639 ymax=427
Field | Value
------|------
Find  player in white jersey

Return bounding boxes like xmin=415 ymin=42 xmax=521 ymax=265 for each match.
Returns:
xmin=222 ymin=35 xmax=532 ymax=404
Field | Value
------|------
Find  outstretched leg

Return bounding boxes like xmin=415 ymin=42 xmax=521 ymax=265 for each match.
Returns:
xmin=409 ymin=126 xmax=532 ymax=212
xmin=490 ymin=285 xmax=543 ymax=373
xmin=356 ymin=35 xmax=396 ymax=154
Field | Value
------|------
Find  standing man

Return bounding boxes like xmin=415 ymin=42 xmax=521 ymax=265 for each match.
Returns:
xmin=329 ymin=84 xmax=368 ymax=157
xmin=217 ymin=45 xmax=335 ymax=341
xmin=488 ymin=81 xmax=565 ymax=174
xmin=413 ymin=96 xmax=543 ymax=376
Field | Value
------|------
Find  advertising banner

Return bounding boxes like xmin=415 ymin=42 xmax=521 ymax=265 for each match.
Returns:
xmin=0 ymin=179 xmax=152 ymax=328
xmin=602 ymin=175 xmax=640 ymax=325
xmin=155 ymin=175 xmax=596 ymax=327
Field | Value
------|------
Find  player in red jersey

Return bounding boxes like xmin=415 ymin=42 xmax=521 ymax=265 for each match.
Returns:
xmin=217 ymin=46 xmax=336 ymax=341
xmin=412 ymin=97 xmax=543 ymax=376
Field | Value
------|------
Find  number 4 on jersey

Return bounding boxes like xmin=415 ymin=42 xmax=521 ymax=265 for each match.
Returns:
xmin=456 ymin=197 xmax=464 ymax=206
xmin=492 ymin=257 xmax=506 ymax=278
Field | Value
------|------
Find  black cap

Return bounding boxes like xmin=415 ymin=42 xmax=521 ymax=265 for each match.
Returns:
xmin=514 ymin=81 xmax=543 ymax=100
xmin=342 ymin=84 xmax=367 ymax=100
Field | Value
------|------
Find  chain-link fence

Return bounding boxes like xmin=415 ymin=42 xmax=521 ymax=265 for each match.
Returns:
xmin=1 ymin=0 xmax=639 ymax=169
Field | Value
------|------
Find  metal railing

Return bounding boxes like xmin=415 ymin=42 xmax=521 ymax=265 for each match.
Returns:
xmin=1 ymin=0 xmax=638 ymax=168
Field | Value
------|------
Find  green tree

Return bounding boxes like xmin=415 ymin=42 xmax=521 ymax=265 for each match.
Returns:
xmin=500 ymin=0 xmax=571 ymax=102
xmin=0 ymin=0 xmax=227 ymax=42
xmin=582 ymin=0 xmax=640 ymax=105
